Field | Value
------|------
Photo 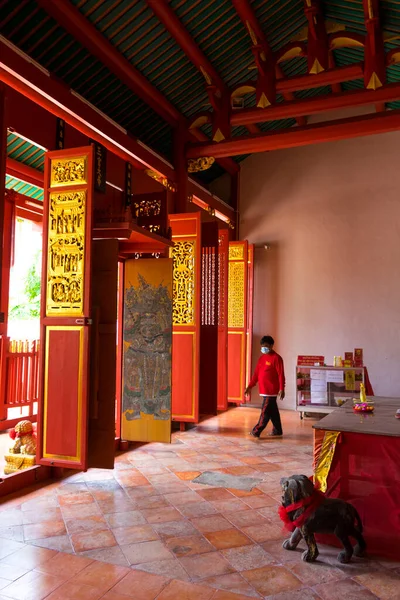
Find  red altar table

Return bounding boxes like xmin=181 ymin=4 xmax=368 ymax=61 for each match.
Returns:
xmin=313 ymin=397 xmax=400 ymax=560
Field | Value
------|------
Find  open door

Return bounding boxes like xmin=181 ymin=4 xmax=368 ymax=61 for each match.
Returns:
xmin=169 ymin=213 xmax=201 ymax=424
xmin=227 ymin=241 xmax=248 ymax=405
xmin=246 ymin=244 xmax=255 ymax=389
xmin=121 ymin=257 xmax=172 ymax=443
xmin=37 ymin=147 xmax=116 ymax=470
xmin=217 ymin=229 xmax=228 ymax=411
xmin=199 ymin=221 xmax=218 ymax=416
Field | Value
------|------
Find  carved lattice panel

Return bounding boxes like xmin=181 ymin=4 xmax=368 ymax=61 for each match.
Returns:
xmin=227 ymin=240 xmax=248 ymax=404
xmin=218 ymin=232 xmax=228 ymax=327
xmin=50 ymin=156 xmax=87 ymax=187
xmin=171 ymin=240 xmax=195 ymax=325
xmin=169 ymin=213 xmax=201 ymax=423
xmin=46 ymin=190 xmax=86 ymax=316
xmin=228 ymin=261 xmax=245 ymax=328
xmin=201 ymin=247 xmax=216 ymax=326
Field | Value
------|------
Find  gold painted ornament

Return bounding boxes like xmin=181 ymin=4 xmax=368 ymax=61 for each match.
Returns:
xmin=187 ymin=157 xmax=215 ymax=173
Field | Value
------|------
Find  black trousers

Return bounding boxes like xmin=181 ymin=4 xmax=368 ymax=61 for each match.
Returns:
xmin=252 ymin=396 xmax=283 ymax=437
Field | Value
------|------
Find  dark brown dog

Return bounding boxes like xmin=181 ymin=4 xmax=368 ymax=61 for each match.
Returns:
xmin=280 ymin=474 xmax=366 ymax=564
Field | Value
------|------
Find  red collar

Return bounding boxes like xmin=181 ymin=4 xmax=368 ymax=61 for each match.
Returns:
xmin=278 ymin=490 xmax=325 ymax=531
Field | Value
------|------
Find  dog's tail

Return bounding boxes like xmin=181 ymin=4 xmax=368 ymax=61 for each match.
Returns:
xmin=353 ymin=507 xmax=363 ymax=533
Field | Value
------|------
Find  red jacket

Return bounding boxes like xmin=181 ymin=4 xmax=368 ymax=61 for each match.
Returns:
xmin=248 ymin=351 xmax=285 ymax=396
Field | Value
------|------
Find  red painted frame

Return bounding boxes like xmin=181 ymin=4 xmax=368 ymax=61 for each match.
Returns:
xmin=217 ymin=228 xmax=229 ymax=411
xmin=246 ymin=244 xmax=255 ymax=390
xmin=169 ymin=212 xmax=201 ymax=424
xmin=37 ymin=146 xmax=94 ymax=471
xmin=227 ymin=241 xmax=248 ymax=405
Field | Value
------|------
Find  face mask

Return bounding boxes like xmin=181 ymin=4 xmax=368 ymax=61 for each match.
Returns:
xmin=261 ymin=347 xmax=270 ymax=354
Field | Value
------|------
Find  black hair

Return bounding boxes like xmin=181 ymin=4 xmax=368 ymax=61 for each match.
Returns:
xmin=261 ymin=335 xmax=274 ymax=346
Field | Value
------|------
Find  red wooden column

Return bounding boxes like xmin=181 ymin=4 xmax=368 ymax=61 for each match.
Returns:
xmin=0 ymin=85 xmax=7 ymax=333
xmin=227 ymin=241 xmax=248 ymax=404
xmin=217 ymin=228 xmax=229 ymax=411
xmin=169 ymin=212 xmax=201 ymax=425
xmin=246 ymin=244 xmax=255 ymax=389
xmin=37 ymin=147 xmax=94 ymax=470
xmin=173 ymin=125 xmax=189 ymax=214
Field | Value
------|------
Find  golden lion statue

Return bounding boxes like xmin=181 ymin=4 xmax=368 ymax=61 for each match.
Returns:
xmin=4 ymin=420 xmax=37 ymax=474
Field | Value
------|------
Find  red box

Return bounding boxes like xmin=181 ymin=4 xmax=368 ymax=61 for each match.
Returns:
xmin=354 ymin=348 xmax=363 ymax=366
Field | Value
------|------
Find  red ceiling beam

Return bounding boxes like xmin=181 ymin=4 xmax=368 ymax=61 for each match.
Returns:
xmin=232 ymin=0 xmax=306 ymax=126
xmin=276 ymin=63 xmax=363 ymax=94
xmin=189 ymin=129 xmax=239 ymax=175
xmin=0 ymin=39 xmax=172 ymax=176
xmin=187 ymin=109 xmax=400 ymax=158
xmin=37 ymin=0 xmax=183 ymax=127
xmin=231 ymin=81 xmax=400 ymax=126
xmin=362 ymin=0 xmax=386 ymax=90
xmin=6 ymin=158 xmax=44 ymax=187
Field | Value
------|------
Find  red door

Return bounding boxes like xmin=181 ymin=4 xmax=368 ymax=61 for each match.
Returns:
xmin=227 ymin=241 xmax=248 ymax=404
xmin=217 ymin=228 xmax=229 ymax=411
xmin=37 ymin=147 xmax=116 ymax=470
xmin=169 ymin=213 xmax=201 ymax=424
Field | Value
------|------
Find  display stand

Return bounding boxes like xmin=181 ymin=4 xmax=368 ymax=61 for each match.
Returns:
xmin=296 ymin=365 xmax=365 ymax=420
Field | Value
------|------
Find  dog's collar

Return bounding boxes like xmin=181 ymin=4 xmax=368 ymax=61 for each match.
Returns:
xmin=278 ymin=490 xmax=325 ymax=531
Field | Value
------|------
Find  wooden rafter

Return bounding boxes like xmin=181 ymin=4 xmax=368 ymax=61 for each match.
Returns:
xmin=231 ymin=80 xmax=400 ymax=126
xmin=36 ymin=0 xmax=182 ymax=127
xmin=147 ymin=0 xmax=260 ymax=139
xmin=231 ymin=0 xmax=306 ymax=126
xmin=187 ymin=109 xmax=400 ymax=158
xmin=37 ymin=0 xmax=239 ymax=178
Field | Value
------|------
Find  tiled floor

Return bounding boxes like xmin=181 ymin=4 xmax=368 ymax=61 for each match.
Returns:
xmin=0 ymin=407 xmax=398 ymax=599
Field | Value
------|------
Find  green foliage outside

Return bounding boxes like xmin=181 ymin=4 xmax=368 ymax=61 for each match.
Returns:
xmin=9 ymin=251 xmax=42 ymax=320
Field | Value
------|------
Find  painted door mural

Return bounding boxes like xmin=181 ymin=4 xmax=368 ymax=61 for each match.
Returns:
xmin=121 ymin=258 xmax=172 ymax=443
xmin=169 ymin=213 xmax=201 ymax=424
xmin=227 ymin=241 xmax=248 ymax=404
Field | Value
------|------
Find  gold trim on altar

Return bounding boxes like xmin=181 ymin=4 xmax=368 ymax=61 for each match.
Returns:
xmin=314 ymin=431 xmax=340 ymax=493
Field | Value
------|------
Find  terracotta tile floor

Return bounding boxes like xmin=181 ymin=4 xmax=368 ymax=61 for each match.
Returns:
xmin=0 ymin=407 xmax=398 ymax=599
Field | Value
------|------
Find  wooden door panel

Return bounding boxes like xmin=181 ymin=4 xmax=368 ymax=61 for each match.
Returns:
xmin=227 ymin=241 xmax=248 ymax=404
xmin=42 ymin=325 xmax=88 ymax=468
xmin=88 ymin=239 xmax=118 ymax=469
xmin=38 ymin=147 xmax=93 ymax=470
xmin=217 ymin=229 xmax=228 ymax=411
xmin=121 ymin=258 xmax=172 ymax=443
xmin=199 ymin=222 xmax=218 ymax=416
xmin=246 ymin=244 xmax=255 ymax=389
xmin=169 ymin=213 xmax=201 ymax=424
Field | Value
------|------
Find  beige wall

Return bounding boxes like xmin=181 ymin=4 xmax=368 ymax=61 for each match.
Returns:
xmin=240 ymin=122 xmax=400 ymax=409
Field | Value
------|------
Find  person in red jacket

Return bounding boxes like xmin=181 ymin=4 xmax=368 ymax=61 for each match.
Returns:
xmin=245 ymin=335 xmax=285 ymax=438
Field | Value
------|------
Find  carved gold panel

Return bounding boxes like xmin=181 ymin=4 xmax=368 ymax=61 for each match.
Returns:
xmin=229 ymin=244 xmax=244 ymax=261
xmin=228 ymin=261 xmax=245 ymax=328
xmin=50 ymin=156 xmax=87 ymax=188
xmin=46 ymin=190 xmax=86 ymax=316
xmin=171 ymin=241 xmax=195 ymax=325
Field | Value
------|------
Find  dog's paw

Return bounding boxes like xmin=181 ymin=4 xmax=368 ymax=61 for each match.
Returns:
xmin=338 ymin=551 xmax=352 ymax=564
xmin=283 ymin=539 xmax=295 ymax=551
xmin=353 ymin=544 xmax=366 ymax=558
xmin=302 ymin=550 xmax=317 ymax=563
